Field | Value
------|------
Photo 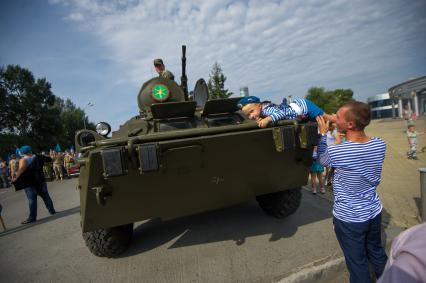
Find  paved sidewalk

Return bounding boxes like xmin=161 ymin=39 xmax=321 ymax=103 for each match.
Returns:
xmin=368 ymin=117 xmax=425 ymax=229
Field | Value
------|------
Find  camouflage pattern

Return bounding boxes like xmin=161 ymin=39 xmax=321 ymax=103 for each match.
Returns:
xmin=43 ymin=162 xmax=54 ymax=181
xmin=158 ymin=69 xmax=175 ymax=81
xmin=153 ymin=58 xmax=163 ymax=65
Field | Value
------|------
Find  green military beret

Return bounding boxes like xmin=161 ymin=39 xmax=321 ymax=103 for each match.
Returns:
xmin=153 ymin=58 xmax=164 ymax=66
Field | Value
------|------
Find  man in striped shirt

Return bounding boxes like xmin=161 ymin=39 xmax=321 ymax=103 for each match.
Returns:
xmin=316 ymin=101 xmax=388 ymax=283
xmin=237 ymin=96 xmax=333 ymax=128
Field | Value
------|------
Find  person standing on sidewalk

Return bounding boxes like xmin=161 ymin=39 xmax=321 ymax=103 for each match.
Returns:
xmin=406 ymin=124 xmax=422 ymax=160
xmin=316 ymin=101 xmax=388 ymax=283
xmin=324 ymin=123 xmax=338 ymax=186
xmin=0 ymin=158 xmax=9 ymax=188
xmin=9 ymin=154 xmax=19 ymax=180
xmin=402 ymin=104 xmax=413 ymax=130
xmin=11 ymin=145 xmax=56 ymax=224
xmin=309 ymin=146 xmax=325 ymax=194
xmin=63 ymin=151 xmax=74 ymax=178
xmin=52 ymin=151 xmax=64 ymax=180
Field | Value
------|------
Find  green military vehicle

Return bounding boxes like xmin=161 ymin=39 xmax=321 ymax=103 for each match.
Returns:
xmin=75 ymin=46 xmax=318 ymax=257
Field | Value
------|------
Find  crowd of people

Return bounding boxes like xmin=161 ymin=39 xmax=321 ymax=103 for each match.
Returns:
xmin=0 ymin=149 xmax=78 ymax=189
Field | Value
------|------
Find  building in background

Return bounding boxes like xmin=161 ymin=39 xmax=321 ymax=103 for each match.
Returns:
xmin=388 ymin=76 xmax=426 ymax=118
xmin=367 ymin=93 xmax=396 ymax=119
xmin=239 ymin=86 xmax=249 ymax=97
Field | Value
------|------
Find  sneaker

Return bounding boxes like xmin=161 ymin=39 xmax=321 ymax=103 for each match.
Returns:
xmin=21 ymin=219 xmax=36 ymax=224
xmin=312 ymin=190 xmax=317 ymax=194
xmin=320 ymin=188 xmax=326 ymax=194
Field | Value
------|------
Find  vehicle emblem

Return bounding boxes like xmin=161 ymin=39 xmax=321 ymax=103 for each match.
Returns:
xmin=151 ymin=84 xmax=170 ymax=102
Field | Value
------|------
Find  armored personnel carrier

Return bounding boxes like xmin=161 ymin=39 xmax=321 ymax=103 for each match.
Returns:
xmin=75 ymin=46 xmax=318 ymax=257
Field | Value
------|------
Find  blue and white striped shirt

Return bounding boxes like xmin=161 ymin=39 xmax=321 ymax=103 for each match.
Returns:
xmin=317 ymin=136 xmax=386 ymax=223
xmin=261 ymin=98 xmax=308 ymax=122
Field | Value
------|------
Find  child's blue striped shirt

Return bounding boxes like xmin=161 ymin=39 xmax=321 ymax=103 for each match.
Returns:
xmin=261 ymin=98 xmax=308 ymax=122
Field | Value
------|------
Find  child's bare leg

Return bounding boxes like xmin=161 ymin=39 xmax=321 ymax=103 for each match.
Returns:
xmin=310 ymin=173 xmax=317 ymax=194
xmin=318 ymin=172 xmax=325 ymax=193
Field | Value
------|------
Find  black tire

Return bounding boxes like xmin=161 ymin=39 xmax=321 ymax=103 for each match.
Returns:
xmin=256 ymin=187 xmax=302 ymax=218
xmin=83 ymin=223 xmax=134 ymax=257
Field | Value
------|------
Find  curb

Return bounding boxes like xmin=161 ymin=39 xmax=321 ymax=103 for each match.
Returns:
xmin=293 ymin=186 xmax=404 ymax=283
xmin=276 ymin=257 xmax=346 ymax=283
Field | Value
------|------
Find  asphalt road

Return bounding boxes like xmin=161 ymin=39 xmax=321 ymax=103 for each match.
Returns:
xmin=0 ymin=179 xmax=342 ymax=283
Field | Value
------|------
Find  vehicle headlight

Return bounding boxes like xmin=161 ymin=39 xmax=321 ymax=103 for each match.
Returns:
xmin=96 ymin=122 xmax=111 ymax=137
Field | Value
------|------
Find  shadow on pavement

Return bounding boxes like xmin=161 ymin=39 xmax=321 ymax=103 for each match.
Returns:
xmin=120 ymin=190 xmax=333 ymax=257
xmin=0 ymin=206 xmax=80 ymax=238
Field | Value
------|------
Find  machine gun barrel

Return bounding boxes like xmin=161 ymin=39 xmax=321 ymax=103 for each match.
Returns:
xmin=181 ymin=45 xmax=189 ymax=100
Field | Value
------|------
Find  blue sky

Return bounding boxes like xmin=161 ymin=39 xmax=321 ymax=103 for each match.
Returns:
xmin=1 ymin=0 xmax=425 ymax=130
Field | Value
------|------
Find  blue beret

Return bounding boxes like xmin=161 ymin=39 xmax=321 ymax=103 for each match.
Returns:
xmin=20 ymin=145 xmax=32 ymax=154
xmin=237 ymin=96 xmax=260 ymax=109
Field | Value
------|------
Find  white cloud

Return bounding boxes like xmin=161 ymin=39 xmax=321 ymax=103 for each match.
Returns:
xmin=50 ymin=0 xmax=426 ymax=127
xmin=65 ymin=12 xmax=84 ymax=21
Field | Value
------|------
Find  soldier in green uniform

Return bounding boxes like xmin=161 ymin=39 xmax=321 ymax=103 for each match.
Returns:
xmin=153 ymin=58 xmax=175 ymax=81
xmin=41 ymin=152 xmax=54 ymax=181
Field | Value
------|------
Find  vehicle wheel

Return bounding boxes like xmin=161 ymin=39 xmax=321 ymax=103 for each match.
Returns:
xmin=83 ymin=223 xmax=133 ymax=257
xmin=256 ymin=187 xmax=302 ymax=218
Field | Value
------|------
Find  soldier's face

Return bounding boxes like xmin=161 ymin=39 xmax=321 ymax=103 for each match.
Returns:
xmin=155 ymin=64 xmax=165 ymax=73
xmin=242 ymin=103 xmax=262 ymax=120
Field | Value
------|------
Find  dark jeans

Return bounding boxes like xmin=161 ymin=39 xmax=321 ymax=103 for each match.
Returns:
xmin=24 ymin=182 xmax=56 ymax=221
xmin=334 ymin=213 xmax=388 ymax=283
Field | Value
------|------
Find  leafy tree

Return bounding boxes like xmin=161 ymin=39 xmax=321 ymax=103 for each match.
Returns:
xmin=0 ymin=65 xmax=94 ymax=157
xmin=0 ymin=65 xmax=61 ymax=153
xmin=305 ymin=87 xmax=353 ymax=114
xmin=58 ymin=98 xmax=94 ymax=149
xmin=207 ymin=62 xmax=233 ymax=99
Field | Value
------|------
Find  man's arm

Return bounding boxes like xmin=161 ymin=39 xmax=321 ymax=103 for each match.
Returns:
xmin=316 ymin=116 xmax=334 ymax=167
xmin=318 ymin=136 xmax=334 ymax=167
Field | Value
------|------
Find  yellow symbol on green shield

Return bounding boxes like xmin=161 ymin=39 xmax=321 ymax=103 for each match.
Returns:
xmin=151 ymin=84 xmax=170 ymax=102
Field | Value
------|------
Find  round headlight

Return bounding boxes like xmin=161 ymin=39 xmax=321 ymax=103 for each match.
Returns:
xmin=96 ymin=122 xmax=111 ymax=136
